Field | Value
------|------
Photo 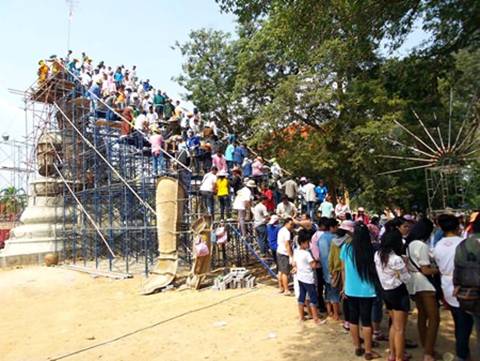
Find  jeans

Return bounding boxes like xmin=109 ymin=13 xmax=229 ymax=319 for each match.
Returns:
xmin=306 ymin=201 xmax=315 ymax=220
xmin=218 ymin=195 xmax=230 ymax=220
xmin=450 ymin=306 xmax=474 ymax=360
xmin=200 ymin=191 xmax=214 ymax=218
xmin=151 ymin=153 xmax=164 ymax=175
xmin=255 ymin=224 xmax=268 ymax=255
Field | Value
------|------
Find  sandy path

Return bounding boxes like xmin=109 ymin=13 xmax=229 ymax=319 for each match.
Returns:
xmin=0 ymin=267 xmax=456 ymax=361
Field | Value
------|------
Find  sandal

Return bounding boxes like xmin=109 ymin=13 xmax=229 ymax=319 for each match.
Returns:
xmin=355 ymin=348 xmax=365 ymax=357
xmin=364 ymin=351 xmax=381 ymax=360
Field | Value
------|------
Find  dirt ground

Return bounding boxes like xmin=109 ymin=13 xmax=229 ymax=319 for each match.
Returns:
xmin=0 ymin=266 xmax=458 ymax=361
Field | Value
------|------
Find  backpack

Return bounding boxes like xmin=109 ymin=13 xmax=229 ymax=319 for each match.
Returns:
xmin=454 ymin=237 xmax=480 ymax=315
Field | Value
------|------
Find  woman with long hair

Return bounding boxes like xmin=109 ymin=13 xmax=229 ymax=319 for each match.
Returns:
xmin=375 ymin=230 xmax=411 ymax=361
xmin=405 ymin=218 xmax=439 ymax=361
xmin=340 ymin=223 xmax=380 ymax=359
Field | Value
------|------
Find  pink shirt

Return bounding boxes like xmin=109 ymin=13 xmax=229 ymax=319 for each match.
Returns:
xmin=212 ymin=154 xmax=227 ymax=172
xmin=252 ymin=160 xmax=263 ymax=176
xmin=149 ymin=134 xmax=164 ymax=156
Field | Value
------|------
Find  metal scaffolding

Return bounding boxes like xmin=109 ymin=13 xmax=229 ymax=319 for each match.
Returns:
xmin=26 ymin=66 xmax=259 ymax=278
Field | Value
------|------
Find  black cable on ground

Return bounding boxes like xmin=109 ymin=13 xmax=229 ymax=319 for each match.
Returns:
xmin=47 ymin=288 xmax=258 ymax=361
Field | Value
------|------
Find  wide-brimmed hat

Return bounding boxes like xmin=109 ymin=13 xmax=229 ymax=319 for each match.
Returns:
xmin=339 ymin=220 xmax=355 ymax=233
xmin=246 ymin=180 xmax=257 ymax=188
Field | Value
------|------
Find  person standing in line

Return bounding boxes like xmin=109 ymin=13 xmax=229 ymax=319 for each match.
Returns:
xmin=341 ymin=223 xmax=381 ymax=360
xmin=454 ymin=212 xmax=480 ymax=358
xmin=315 ymin=179 xmax=328 ymax=207
xmin=281 ymin=177 xmax=299 ymax=202
xmin=215 ymin=171 xmax=230 ymax=220
xmin=374 ymin=231 xmax=411 ymax=361
xmin=212 ymin=149 xmax=228 ymax=173
xmin=252 ymin=195 xmax=270 ymax=258
xmin=405 ymin=218 xmax=439 ymax=361
xmin=261 ymin=183 xmax=275 ymax=213
xmin=310 ymin=217 xmax=328 ymax=314
xmin=318 ymin=218 xmax=340 ymax=320
xmin=232 ymin=180 xmax=255 ymax=236
xmin=276 ymin=217 xmax=295 ymax=296
xmin=319 ymin=194 xmax=334 ymax=218
xmin=302 ymin=178 xmax=317 ymax=220
xmin=148 ymin=126 xmax=164 ymax=176
xmin=224 ymin=141 xmax=235 ymax=171
xmin=276 ymin=195 xmax=297 ymax=219
xmin=267 ymin=215 xmax=281 ymax=264
xmin=199 ymin=166 xmax=218 ymax=219
xmin=292 ymin=229 xmax=323 ymax=325
xmin=434 ymin=214 xmax=474 ymax=361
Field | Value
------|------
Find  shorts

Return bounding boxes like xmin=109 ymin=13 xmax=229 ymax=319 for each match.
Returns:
xmin=382 ymin=284 xmax=410 ymax=312
xmin=277 ymin=253 xmax=291 ymax=274
xmin=346 ymin=296 xmax=375 ymax=326
xmin=325 ymin=283 xmax=340 ymax=303
xmin=298 ymin=280 xmax=318 ymax=306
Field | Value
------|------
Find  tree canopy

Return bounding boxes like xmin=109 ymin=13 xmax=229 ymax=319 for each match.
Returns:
xmin=175 ymin=0 xmax=480 ymax=211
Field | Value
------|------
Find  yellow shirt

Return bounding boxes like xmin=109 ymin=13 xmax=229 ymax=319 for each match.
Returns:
xmin=216 ymin=178 xmax=229 ymax=197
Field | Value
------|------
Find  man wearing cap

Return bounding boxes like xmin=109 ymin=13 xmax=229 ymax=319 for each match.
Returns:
xmin=200 ymin=166 xmax=218 ymax=218
xmin=252 ymin=195 xmax=270 ymax=257
xmin=276 ymin=195 xmax=297 ymax=219
xmin=233 ymin=179 xmax=256 ymax=236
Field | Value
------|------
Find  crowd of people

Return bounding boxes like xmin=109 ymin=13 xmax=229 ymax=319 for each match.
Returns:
xmin=260 ymin=207 xmax=479 ymax=361
xmin=37 ymin=53 xmax=480 ymax=361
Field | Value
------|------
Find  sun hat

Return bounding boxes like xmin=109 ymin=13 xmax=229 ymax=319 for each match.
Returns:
xmin=339 ymin=220 xmax=355 ymax=233
xmin=300 ymin=176 xmax=307 ymax=182
xmin=246 ymin=180 xmax=257 ymax=188
xmin=268 ymin=215 xmax=280 ymax=225
xmin=217 ymin=170 xmax=228 ymax=177
xmin=358 ymin=207 xmax=365 ymax=212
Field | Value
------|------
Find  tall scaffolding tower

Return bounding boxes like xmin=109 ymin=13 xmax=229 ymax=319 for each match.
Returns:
xmin=23 ymin=64 xmax=259 ymax=279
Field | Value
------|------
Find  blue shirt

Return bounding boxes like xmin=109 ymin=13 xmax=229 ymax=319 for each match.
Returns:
xmin=315 ymin=185 xmax=328 ymax=203
xmin=187 ymin=136 xmax=200 ymax=155
xmin=340 ymin=244 xmax=376 ymax=297
xmin=267 ymin=224 xmax=280 ymax=252
xmin=318 ymin=231 xmax=334 ymax=283
xmin=225 ymin=144 xmax=235 ymax=162
xmin=234 ymin=146 xmax=247 ymax=164
xmin=243 ymin=161 xmax=252 ymax=177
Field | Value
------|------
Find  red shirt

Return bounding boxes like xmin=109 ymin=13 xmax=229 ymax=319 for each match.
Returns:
xmin=262 ymin=189 xmax=275 ymax=212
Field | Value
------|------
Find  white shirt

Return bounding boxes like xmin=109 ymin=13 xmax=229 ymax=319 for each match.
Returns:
xmin=319 ymin=201 xmax=334 ymax=217
xmin=134 ymin=114 xmax=147 ymax=131
xmin=232 ymin=187 xmax=251 ymax=210
xmin=374 ymin=251 xmax=411 ymax=290
xmin=146 ymin=112 xmax=158 ymax=126
xmin=277 ymin=226 xmax=291 ymax=256
xmin=294 ymin=249 xmax=315 ymax=284
xmin=199 ymin=172 xmax=217 ymax=193
xmin=406 ymin=240 xmax=435 ymax=295
xmin=302 ymin=183 xmax=317 ymax=202
xmin=433 ymin=236 xmax=463 ymax=307
xmin=276 ymin=201 xmax=296 ymax=218
xmin=252 ymin=203 xmax=269 ymax=227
